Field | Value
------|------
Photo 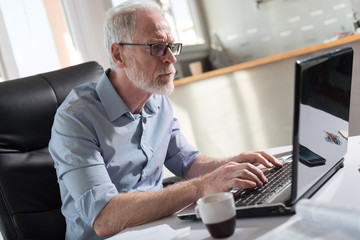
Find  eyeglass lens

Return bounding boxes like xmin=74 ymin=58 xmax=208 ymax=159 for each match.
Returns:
xmin=151 ymin=43 xmax=181 ymax=56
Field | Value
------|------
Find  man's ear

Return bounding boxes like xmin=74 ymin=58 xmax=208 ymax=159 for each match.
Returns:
xmin=110 ymin=43 xmax=125 ymax=68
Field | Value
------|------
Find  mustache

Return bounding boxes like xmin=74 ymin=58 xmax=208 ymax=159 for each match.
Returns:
xmin=156 ymin=65 xmax=176 ymax=75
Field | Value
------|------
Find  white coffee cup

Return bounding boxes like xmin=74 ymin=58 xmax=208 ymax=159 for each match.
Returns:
xmin=195 ymin=192 xmax=236 ymax=238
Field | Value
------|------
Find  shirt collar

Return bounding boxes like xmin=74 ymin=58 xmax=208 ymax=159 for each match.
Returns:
xmin=142 ymin=95 xmax=160 ymax=118
xmin=96 ymin=69 xmax=159 ymax=121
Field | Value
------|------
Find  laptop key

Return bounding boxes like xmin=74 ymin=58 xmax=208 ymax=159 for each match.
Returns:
xmin=235 ymin=161 xmax=292 ymax=206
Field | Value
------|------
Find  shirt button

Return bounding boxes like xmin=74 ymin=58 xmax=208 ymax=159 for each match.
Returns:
xmin=141 ymin=143 xmax=145 ymax=149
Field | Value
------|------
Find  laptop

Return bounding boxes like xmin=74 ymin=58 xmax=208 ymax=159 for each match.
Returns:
xmin=177 ymin=46 xmax=354 ymax=220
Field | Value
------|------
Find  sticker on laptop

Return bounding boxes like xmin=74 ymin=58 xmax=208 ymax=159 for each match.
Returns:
xmin=324 ymin=131 xmax=342 ymax=145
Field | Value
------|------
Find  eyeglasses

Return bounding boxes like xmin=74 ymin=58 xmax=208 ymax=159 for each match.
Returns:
xmin=118 ymin=42 xmax=182 ymax=56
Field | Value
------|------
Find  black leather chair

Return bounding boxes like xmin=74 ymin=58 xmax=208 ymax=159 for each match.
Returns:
xmin=0 ymin=62 xmax=104 ymax=240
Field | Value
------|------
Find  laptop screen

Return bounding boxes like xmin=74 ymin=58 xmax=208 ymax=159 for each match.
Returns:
xmin=291 ymin=47 xmax=353 ymax=203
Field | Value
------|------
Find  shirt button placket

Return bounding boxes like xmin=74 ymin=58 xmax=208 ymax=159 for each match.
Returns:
xmin=140 ymin=116 xmax=148 ymax=179
xmin=140 ymin=116 xmax=148 ymax=155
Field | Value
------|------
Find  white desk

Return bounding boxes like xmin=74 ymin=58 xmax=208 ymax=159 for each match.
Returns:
xmin=108 ymin=136 xmax=360 ymax=240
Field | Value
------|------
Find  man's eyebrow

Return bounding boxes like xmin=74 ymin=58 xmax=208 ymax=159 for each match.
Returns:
xmin=147 ymin=38 xmax=175 ymax=43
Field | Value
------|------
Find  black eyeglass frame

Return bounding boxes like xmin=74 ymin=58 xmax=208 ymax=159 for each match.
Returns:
xmin=118 ymin=42 xmax=182 ymax=56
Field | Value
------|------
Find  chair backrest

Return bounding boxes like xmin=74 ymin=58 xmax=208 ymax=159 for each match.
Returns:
xmin=0 ymin=62 xmax=104 ymax=240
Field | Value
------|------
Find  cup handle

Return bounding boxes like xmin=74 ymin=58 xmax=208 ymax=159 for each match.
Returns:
xmin=195 ymin=206 xmax=201 ymax=220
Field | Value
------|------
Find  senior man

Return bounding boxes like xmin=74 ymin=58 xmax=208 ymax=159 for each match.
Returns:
xmin=49 ymin=0 xmax=282 ymax=239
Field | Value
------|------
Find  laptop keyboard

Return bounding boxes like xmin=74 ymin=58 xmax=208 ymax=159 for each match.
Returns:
xmin=234 ymin=160 xmax=292 ymax=207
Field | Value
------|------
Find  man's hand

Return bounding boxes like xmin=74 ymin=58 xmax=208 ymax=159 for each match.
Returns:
xmin=191 ymin=151 xmax=283 ymax=197
xmin=230 ymin=151 xmax=283 ymax=168
xmin=197 ymin=161 xmax=268 ymax=196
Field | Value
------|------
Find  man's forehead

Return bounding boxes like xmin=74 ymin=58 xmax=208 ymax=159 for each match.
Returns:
xmin=134 ymin=10 xmax=173 ymax=42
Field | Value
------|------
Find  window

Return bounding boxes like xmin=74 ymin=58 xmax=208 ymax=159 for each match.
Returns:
xmin=0 ymin=69 xmax=4 ymax=82
xmin=0 ymin=53 xmax=5 ymax=82
xmin=111 ymin=0 xmax=205 ymax=46
xmin=161 ymin=0 xmax=204 ymax=46
xmin=111 ymin=0 xmax=127 ymax=6
xmin=0 ymin=0 xmax=60 ymax=78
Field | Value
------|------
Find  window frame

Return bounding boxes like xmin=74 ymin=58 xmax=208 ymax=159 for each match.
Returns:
xmin=0 ymin=8 xmax=19 ymax=80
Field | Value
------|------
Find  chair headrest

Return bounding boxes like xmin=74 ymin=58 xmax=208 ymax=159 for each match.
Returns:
xmin=0 ymin=62 xmax=104 ymax=152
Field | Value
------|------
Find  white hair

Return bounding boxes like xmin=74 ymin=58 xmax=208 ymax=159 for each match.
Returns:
xmin=103 ymin=0 xmax=164 ymax=68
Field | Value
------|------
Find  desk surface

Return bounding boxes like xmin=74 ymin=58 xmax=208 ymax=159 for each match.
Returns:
xmin=108 ymin=136 xmax=360 ymax=240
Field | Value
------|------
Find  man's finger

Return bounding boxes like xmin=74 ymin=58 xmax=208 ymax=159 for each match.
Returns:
xmin=254 ymin=151 xmax=283 ymax=168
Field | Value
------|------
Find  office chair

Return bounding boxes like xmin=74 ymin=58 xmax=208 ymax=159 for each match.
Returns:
xmin=0 ymin=62 xmax=104 ymax=240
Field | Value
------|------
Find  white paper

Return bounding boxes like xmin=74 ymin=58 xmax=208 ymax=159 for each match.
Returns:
xmin=256 ymin=199 xmax=360 ymax=240
xmin=106 ymin=224 xmax=190 ymax=240
xmin=296 ymin=199 xmax=360 ymax=235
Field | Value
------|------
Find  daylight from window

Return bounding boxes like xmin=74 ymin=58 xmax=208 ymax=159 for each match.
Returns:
xmin=0 ymin=0 xmax=60 ymax=78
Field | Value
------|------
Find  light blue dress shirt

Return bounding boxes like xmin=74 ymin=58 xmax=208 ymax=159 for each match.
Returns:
xmin=49 ymin=69 xmax=200 ymax=240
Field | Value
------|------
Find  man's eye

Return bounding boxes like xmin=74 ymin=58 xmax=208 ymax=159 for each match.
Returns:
xmin=152 ymin=44 xmax=164 ymax=50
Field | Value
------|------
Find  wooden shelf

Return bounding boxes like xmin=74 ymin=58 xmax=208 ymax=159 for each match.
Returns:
xmin=174 ymin=34 xmax=360 ymax=87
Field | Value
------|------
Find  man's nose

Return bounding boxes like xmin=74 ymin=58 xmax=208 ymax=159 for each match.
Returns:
xmin=162 ymin=47 xmax=177 ymax=65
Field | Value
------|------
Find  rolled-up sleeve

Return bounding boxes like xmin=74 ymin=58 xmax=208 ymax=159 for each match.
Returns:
xmin=164 ymin=118 xmax=200 ymax=177
xmin=62 ymin=165 xmax=118 ymax=226
xmin=75 ymin=184 xmax=117 ymax=226
xmin=49 ymin=103 xmax=118 ymax=227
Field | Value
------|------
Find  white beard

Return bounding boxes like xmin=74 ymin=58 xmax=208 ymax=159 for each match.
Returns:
xmin=124 ymin=56 xmax=175 ymax=95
